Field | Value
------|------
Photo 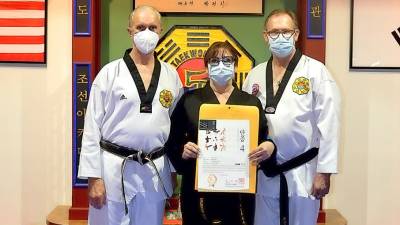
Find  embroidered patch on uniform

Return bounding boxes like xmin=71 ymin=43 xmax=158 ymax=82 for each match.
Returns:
xmin=159 ymin=89 xmax=174 ymax=108
xmin=292 ymin=77 xmax=310 ymax=95
xmin=252 ymin=83 xmax=260 ymax=96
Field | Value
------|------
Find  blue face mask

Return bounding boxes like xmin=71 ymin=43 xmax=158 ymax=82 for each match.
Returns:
xmin=208 ymin=61 xmax=235 ymax=86
xmin=268 ymin=35 xmax=295 ymax=58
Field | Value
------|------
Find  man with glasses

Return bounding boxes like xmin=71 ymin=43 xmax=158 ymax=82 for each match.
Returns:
xmin=78 ymin=5 xmax=182 ymax=225
xmin=242 ymin=9 xmax=341 ymax=225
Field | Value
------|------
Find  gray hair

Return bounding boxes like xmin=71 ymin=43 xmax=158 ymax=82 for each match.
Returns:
xmin=264 ymin=9 xmax=299 ymax=29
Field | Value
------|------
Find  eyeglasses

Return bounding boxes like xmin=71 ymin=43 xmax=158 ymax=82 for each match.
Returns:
xmin=266 ymin=29 xmax=296 ymax=40
xmin=208 ymin=56 xmax=234 ymax=66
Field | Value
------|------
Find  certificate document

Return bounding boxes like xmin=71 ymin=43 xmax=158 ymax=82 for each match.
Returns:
xmin=195 ymin=104 xmax=259 ymax=193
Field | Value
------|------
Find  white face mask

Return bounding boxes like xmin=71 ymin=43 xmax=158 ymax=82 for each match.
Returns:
xmin=208 ymin=61 xmax=235 ymax=86
xmin=133 ymin=28 xmax=159 ymax=55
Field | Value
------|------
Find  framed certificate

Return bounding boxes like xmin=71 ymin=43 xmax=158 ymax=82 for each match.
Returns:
xmin=133 ymin=0 xmax=264 ymax=15
xmin=195 ymin=104 xmax=259 ymax=193
xmin=350 ymin=0 xmax=400 ymax=70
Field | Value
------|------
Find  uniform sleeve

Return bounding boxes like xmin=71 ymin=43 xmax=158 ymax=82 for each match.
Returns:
xmin=313 ymin=65 xmax=341 ymax=173
xmin=78 ymin=71 xmax=107 ymax=179
xmin=255 ymin=98 xmax=268 ymax=144
xmin=165 ymin=94 xmax=190 ymax=174
xmin=165 ymin=64 xmax=184 ymax=172
xmin=255 ymin=97 xmax=277 ymax=173
xmin=166 ymin=63 xmax=184 ymax=116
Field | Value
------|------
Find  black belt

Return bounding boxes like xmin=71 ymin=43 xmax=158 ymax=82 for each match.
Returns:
xmin=261 ymin=147 xmax=319 ymax=225
xmin=100 ymin=139 xmax=165 ymax=164
xmin=100 ymin=139 xmax=169 ymax=214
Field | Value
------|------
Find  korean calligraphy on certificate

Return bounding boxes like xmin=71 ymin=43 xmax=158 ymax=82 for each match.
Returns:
xmin=197 ymin=119 xmax=250 ymax=192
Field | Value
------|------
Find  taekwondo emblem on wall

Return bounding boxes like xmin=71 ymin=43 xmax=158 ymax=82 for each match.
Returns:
xmin=155 ymin=25 xmax=255 ymax=90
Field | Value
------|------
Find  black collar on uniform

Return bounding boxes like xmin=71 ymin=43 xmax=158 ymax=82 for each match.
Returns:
xmin=264 ymin=49 xmax=302 ymax=114
xmin=123 ymin=49 xmax=161 ymax=113
xmin=201 ymin=81 xmax=240 ymax=105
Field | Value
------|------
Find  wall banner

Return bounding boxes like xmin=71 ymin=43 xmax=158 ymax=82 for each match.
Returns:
xmin=72 ymin=63 xmax=91 ymax=187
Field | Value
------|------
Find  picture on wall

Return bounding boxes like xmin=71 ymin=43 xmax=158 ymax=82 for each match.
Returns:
xmin=134 ymin=0 xmax=264 ymax=15
xmin=350 ymin=0 xmax=400 ymax=69
xmin=0 ymin=0 xmax=47 ymax=64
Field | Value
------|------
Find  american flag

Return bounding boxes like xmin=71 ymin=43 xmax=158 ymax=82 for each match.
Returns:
xmin=0 ymin=0 xmax=46 ymax=63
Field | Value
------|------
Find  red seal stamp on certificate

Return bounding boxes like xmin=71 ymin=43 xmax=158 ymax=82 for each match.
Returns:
xmin=207 ymin=174 xmax=217 ymax=187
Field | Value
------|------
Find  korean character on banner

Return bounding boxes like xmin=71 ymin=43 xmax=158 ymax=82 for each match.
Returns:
xmin=77 ymin=128 xmax=84 ymax=137
xmin=311 ymin=5 xmax=322 ymax=18
xmin=76 ymin=108 xmax=86 ymax=117
xmin=77 ymin=74 xmax=88 ymax=84
xmin=77 ymin=4 xmax=88 ymax=15
xmin=77 ymin=90 xmax=88 ymax=102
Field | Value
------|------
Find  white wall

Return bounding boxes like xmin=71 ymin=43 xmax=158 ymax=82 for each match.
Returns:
xmin=0 ymin=1 xmax=72 ymax=225
xmin=325 ymin=1 xmax=400 ymax=225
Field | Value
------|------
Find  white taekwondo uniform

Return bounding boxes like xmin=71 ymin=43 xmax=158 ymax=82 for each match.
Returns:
xmin=242 ymin=50 xmax=340 ymax=225
xmin=78 ymin=49 xmax=183 ymax=225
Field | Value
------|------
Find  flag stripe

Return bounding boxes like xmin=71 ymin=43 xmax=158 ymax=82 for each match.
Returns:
xmin=0 ymin=1 xmax=45 ymax=10
xmin=0 ymin=18 xmax=44 ymax=27
xmin=0 ymin=35 xmax=44 ymax=44
xmin=1 ymin=0 xmax=44 ymax=2
xmin=0 ymin=26 xmax=44 ymax=35
xmin=0 ymin=52 xmax=44 ymax=62
xmin=0 ymin=10 xmax=44 ymax=18
xmin=0 ymin=43 xmax=44 ymax=53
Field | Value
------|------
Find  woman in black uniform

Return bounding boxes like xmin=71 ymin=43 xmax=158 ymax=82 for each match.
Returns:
xmin=166 ymin=41 xmax=275 ymax=225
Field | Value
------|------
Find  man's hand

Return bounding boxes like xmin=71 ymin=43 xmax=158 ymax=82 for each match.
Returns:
xmin=182 ymin=142 xmax=200 ymax=160
xmin=248 ymin=141 xmax=275 ymax=164
xmin=311 ymin=173 xmax=331 ymax=199
xmin=88 ymin=177 xmax=106 ymax=209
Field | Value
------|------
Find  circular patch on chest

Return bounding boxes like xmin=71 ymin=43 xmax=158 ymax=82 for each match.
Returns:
xmin=159 ymin=89 xmax=174 ymax=108
xmin=292 ymin=77 xmax=310 ymax=95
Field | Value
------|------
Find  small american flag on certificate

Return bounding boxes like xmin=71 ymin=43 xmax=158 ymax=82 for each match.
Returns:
xmin=0 ymin=0 xmax=46 ymax=63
